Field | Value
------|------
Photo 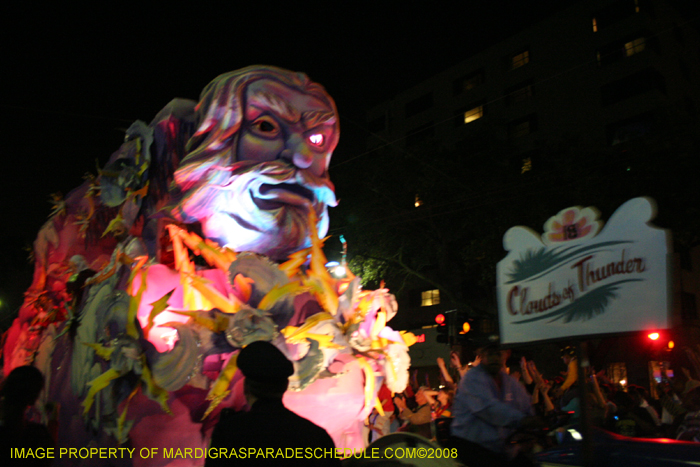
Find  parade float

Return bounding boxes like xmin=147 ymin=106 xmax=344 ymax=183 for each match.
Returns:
xmin=3 ymin=66 xmax=412 ymax=465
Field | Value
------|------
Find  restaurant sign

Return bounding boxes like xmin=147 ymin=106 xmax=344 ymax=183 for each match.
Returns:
xmin=497 ymin=197 xmax=671 ymax=344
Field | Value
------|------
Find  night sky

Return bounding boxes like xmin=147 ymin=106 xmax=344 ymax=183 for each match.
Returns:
xmin=0 ymin=1 xmax=693 ymax=317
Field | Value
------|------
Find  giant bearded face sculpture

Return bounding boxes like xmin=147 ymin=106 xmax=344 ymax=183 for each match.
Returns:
xmin=170 ymin=66 xmax=339 ymax=261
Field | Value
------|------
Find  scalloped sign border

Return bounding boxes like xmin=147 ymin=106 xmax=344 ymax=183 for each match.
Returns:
xmin=496 ymin=197 xmax=671 ymax=345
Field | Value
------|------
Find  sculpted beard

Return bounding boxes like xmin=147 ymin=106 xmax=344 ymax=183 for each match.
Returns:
xmin=171 ymin=160 xmax=337 ymax=261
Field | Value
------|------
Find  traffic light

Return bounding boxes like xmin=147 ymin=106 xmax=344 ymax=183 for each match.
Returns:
xmin=436 ymin=313 xmax=449 ymax=343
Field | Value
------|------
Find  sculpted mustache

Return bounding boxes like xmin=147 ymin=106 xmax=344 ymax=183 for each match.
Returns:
xmin=221 ymin=160 xmax=337 ymax=207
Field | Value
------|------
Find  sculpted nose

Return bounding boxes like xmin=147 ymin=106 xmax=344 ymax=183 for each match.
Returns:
xmin=280 ymin=135 xmax=314 ymax=170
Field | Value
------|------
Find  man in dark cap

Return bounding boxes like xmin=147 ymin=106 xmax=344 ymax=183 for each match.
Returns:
xmin=206 ymin=340 xmax=340 ymax=466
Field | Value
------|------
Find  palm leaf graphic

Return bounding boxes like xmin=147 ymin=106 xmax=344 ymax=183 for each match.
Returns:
xmin=513 ymin=279 xmax=643 ymax=324
xmin=506 ymin=241 xmax=633 ymax=284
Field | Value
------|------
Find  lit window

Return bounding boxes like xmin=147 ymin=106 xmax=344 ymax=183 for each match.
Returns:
xmin=464 ymin=106 xmax=484 ymax=124
xmin=511 ymin=50 xmax=529 ymax=70
xmin=592 ymin=17 xmax=598 ymax=32
xmin=521 ymin=157 xmax=532 ymax=174
xmin=414 ymin=194 xmax=423 ymax=207
xmin=421 ymin=289 xmax=440 ymax=307
xmin=634 ymin=0 xmax=640 ymax=13
xmin=625 ymin=37 xmax=645 ymax=56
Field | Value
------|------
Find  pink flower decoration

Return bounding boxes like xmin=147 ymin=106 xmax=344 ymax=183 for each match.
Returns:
xmin=543 ymin=206 xmax=601 ymax=245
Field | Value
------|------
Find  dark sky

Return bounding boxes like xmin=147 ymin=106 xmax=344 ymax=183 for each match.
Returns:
xmin=1 ymin=2 xmax=572 ymax=238
xmin=5 ymin=0 xmax=694 ymax=311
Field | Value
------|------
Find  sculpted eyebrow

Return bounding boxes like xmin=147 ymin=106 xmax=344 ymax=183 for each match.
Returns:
xmin=302 ymin=110 xmax=336 ymax=129
xmin=248 ymin=91 xmax=300 ymax=122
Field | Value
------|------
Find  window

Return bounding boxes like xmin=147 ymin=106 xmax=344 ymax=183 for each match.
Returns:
xmin=521 ymin=157 xmax=532 ymax=174
xmin=592 ymin=17 xmax=598 ymax=32
xmin=605 ymin=111 xmax=655 ymax=145
xmin=508 ymin=114 xmax=538 ymax=138
xmin=405 ymin=93 xmax=433 ymax=118
xmin=624 ymin=37 xmax=645 ymax=56
xmin=453 ymin=69 xmax=484 ymax=95
xmin=607 ymin=362 xmax=628 ymax=386
xmin=597 ymin=35 xmax=648 ymax=67
xmin=510 ymin=50 xmax=529 ymax=70
xmin=463 ymin=105 xmax=484 ymax=124
xmin=600 ymin=68 xmax=666 ymax=106
xmin=505 ymin=80 xmax=533 ymax=106
xmin=421 ymin=289 xmax=440 ymax=307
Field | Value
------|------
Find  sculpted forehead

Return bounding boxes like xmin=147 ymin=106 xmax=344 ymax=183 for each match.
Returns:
xmin=245 ymin=79 xmax=337 ymax=129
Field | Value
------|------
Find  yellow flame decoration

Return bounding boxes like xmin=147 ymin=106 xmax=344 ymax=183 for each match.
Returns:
xmin=399 ymin=331 xmax=417 ymax=347
xmin=374 ymin=396 xmax=386 ymax=417
xmin=83 ymin=368 xmax=120 ymax=415
xmin=114 ymin=384 xmax=140 ymax=444
xmin=101 ymin=212 xmax=125 ymax=238
xmin=257 ymin=282 xmax=310 ymax=311
xmin=186 ymin=274 xmax=240 ymax=314
xmin=83 ymin=342 xmax=115 ymax=361
xmin=202 ymin=354 xmax=238 ymax=420
xmin=167 ymin=310 xmax=229 ymax=334
xmin=144 ymin=289 xmax=175 ymax=338
xmin=355 ymin=356 xmax=377 ymax=418
xmin=139 ymin=355 xmax=172 ymax=415
xmin=126 ymin=257 xmax=149 ymax=339
xmin=278 ymin=247 xmax=311 ymax=279
xmin=232 ymin=274 xmax=254 ymax=303
xmin=167 ymin=224 xmax=236 ymax=273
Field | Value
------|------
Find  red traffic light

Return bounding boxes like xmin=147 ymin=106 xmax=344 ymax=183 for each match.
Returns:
xmin=435 ymin=314 xmax=446 ymax=325
xmin=648 ymin=332 xmax=660 ymax=341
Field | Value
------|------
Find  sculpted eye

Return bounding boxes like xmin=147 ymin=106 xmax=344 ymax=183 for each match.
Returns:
xmin=308 ymin=134 xmax=324 ymax=146
xmin=251 ymin=117 xmax=280 ymax=136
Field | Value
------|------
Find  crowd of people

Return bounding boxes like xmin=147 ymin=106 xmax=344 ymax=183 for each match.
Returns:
xmin=2 ymin=340 xmax=700 ymax=466
xmin=358 ymin=342 xmax=700 ymax=467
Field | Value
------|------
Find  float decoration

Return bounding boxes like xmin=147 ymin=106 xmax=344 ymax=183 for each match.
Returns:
xmin=3 ymin=66 xmax=411 ymax=465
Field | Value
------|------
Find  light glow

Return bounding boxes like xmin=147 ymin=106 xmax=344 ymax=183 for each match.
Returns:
xmin=332 ymin=266 xmax=347 ymax=278
xmin=309 ymin=134 xmax=324 ymax=146
xmin=648 ymin=332 xmax=660 ymax=340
